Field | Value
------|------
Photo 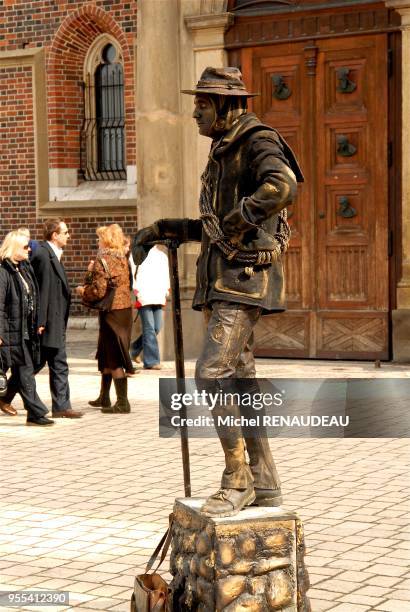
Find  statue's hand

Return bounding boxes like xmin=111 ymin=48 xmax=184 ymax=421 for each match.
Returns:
xmin=133 ymin=224 xmax=161 ymax=247
xmin=131 ymin=224 xmax=161 ymax=266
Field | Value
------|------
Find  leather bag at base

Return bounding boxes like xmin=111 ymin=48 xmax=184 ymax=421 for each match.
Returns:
xmin=130 ymin=515 xmax=173 ymax=612
xmin=82 ymin=258 xmax=116 ymax=312
xmin=131 ymin=573 xmax=170 ymax=611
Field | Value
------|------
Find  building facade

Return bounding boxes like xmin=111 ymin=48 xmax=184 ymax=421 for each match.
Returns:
xmin=0 ymin=0 xmax=138 ymax=316
xmin=1 ymin=0 xmax=409 ymax=361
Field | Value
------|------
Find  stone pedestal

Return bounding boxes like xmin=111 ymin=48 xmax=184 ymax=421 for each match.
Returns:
xmin=170 ymin=498 xmax=310 ymax=612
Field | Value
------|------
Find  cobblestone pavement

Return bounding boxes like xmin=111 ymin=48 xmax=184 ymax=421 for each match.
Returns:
xmin=0 ymin=329 xmax=409 ymax=611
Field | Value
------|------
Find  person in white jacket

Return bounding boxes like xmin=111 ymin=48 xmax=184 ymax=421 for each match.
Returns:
xmin=129 ymin=245 xmax=169 ymax=369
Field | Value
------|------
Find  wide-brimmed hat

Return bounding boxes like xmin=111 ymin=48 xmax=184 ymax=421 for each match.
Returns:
xmin=181 ymin=67 xmax=259 ymax=97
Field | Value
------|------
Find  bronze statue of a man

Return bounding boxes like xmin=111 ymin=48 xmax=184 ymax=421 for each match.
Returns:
xmin=133 ymin=67 xmax=303 ymax=518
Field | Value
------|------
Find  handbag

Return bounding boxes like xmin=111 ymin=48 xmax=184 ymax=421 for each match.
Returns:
xmin=82 ymin=258 xmax=116 ymax=312
xmin=130 ymin=516 xmax=173 ymax=612
xmin=0 ymin=353 xmax=7 ymax=398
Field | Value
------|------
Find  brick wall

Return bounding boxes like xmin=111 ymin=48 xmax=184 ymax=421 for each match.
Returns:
xmin=0 ymin=65 xmax=36 ymax=210
xmin=0 ymin=2 xmax=138 ymax=316
xmin=47 ymin=4 xmax=136 ymax=171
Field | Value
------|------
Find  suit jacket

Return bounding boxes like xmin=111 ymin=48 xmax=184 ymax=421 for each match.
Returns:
xmin=31 ymin=242 xmax=71 ymax=349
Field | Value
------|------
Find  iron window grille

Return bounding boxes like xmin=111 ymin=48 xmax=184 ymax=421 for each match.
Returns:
xmin=81 ymin=43 xmax=126 ymax=181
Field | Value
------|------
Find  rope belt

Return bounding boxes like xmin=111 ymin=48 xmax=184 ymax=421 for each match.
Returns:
xmin=199 ymin=167 xmax=290 ymax=276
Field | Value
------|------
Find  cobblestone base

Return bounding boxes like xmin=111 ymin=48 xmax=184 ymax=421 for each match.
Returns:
xmin=170 ymin=498 xmax=311 ymax=611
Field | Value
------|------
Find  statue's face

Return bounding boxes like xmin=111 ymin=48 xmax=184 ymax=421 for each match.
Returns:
xmin=193 ymin=95 xmax=217 ymax=138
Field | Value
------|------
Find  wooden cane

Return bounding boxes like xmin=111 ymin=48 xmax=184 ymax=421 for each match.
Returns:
xmin=164 ymin=240 xmax=192 ymax=497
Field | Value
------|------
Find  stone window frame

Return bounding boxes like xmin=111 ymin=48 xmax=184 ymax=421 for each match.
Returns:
xmin=0 ymin=47 xmax=136 ymax=219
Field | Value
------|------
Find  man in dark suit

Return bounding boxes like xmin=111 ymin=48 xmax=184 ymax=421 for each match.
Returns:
xmin=31 ymin=219 xmax=83 ymax=418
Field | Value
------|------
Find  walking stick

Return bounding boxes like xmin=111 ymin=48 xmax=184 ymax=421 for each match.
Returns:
xmin=163 ymin=240 xmax=191 ymax=497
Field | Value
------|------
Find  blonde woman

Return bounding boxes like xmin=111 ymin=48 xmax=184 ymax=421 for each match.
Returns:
xmin=0 ymin=231 xmax=52 ymax=425
xmin=76 ymin=224 xmax=133 ymax=413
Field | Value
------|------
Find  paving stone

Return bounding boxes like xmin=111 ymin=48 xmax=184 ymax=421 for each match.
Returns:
xmin=367 ymin=576 xmax=403 ymax=588
xmin=367 ymin=564 xmax=409 ymax=578
xmin=330 ymin=604 xmax=373 ymax=611
xmin=389 ymin=589 xmax=410 ymax=601
xmin=373 ymin=601 xmax=410 ymax=611
xmin=334 ymin=570 xmax=376 ymax=583
xmin=315 ymin=578 xmax=359 ymax=594
xmin=308 ymin=599 xmax=335 ymax=611
xmin=339 ymin=593 xmax=390 ymax=607
xmin=307 ymin=588 xmax=344 ymax=601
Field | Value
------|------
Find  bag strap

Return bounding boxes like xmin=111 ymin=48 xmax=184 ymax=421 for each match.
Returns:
xmin=99 ymin=257 xmax=112 ymax=280
xmin=145 ymin=514 xmax=174 ymax=574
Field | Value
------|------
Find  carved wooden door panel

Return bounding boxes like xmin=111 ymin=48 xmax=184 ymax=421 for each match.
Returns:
xmin=241 ymin=34 xmax=389 ymax=359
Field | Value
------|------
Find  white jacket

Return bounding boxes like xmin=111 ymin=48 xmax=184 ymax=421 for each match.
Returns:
xmin=129 ymin=245 xmax=170 ymax=306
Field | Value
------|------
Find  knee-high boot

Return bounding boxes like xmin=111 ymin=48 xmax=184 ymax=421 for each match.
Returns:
xmin=244 ymin=434 xmax=282 ymax=506
xmin=101 ymin=378 xmax=130 ymax=414
xmin=89 ymin=374 xmax=112 ymax=408
xmin=239 ymin=383 xmax=282 ymax=506
xmin=201 ymin=400 xmax=255 ymax=517
xmin=213 ymin=402 xmax=252 ymax=490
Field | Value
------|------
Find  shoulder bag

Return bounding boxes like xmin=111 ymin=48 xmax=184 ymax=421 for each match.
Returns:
xmin=82 ymin=258 xmax=116 ymax=312
xmin=130 ymin=516 xmax=173 ymax=612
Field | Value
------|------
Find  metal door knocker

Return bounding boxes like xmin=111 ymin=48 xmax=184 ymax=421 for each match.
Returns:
xmin=337 ymin=135 xmax=357 ymax=157
xmin=336 ymin=67 xmax=357 ymax=93
xmin=337 ymin=196 xmax=357 ymax=218
xmin=272 ymin=74 xmax=291 ymax=100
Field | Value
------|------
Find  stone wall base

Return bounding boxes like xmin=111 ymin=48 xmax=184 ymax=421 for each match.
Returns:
xmin=170 ymin=498 xmax=311 ymax=611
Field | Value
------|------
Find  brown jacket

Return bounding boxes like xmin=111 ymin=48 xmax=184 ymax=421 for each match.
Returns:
xmin=83 ymin=253 xmax=131 ymax=310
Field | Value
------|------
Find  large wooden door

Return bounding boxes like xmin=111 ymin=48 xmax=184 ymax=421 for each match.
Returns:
xmin=241 ymin=34 xmax=389 ymax=359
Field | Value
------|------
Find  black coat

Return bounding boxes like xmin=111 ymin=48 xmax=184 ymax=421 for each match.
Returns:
xmin=0 ymin=259 xmax=41 ymax=368
xmin=30 ymin=242 xmax=71 ymax=349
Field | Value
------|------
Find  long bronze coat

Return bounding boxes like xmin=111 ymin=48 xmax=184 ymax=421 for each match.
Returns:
xmin=134 ymin=112 xmax=302 ymax=313
xmin=160 ymin=114 xmax=301 ymax=312
xmin=192 ymin=112 xmax=301 ymax=312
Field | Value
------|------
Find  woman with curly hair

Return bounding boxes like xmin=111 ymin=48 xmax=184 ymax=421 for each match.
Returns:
xmin=77 ymin=224 xmax=133 ymax=413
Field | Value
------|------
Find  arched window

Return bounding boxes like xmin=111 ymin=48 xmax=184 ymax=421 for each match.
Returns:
xmin=82 ymin=37 xmax=126 ymax=180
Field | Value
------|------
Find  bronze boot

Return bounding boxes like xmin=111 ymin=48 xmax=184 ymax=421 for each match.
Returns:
xmin=201 ymin=469 xmax=255 ymax=518
xmin=244 ymin=435 xmax=283 ymax=506
xmin=201 ymin=403 xmax=255 ymax=517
